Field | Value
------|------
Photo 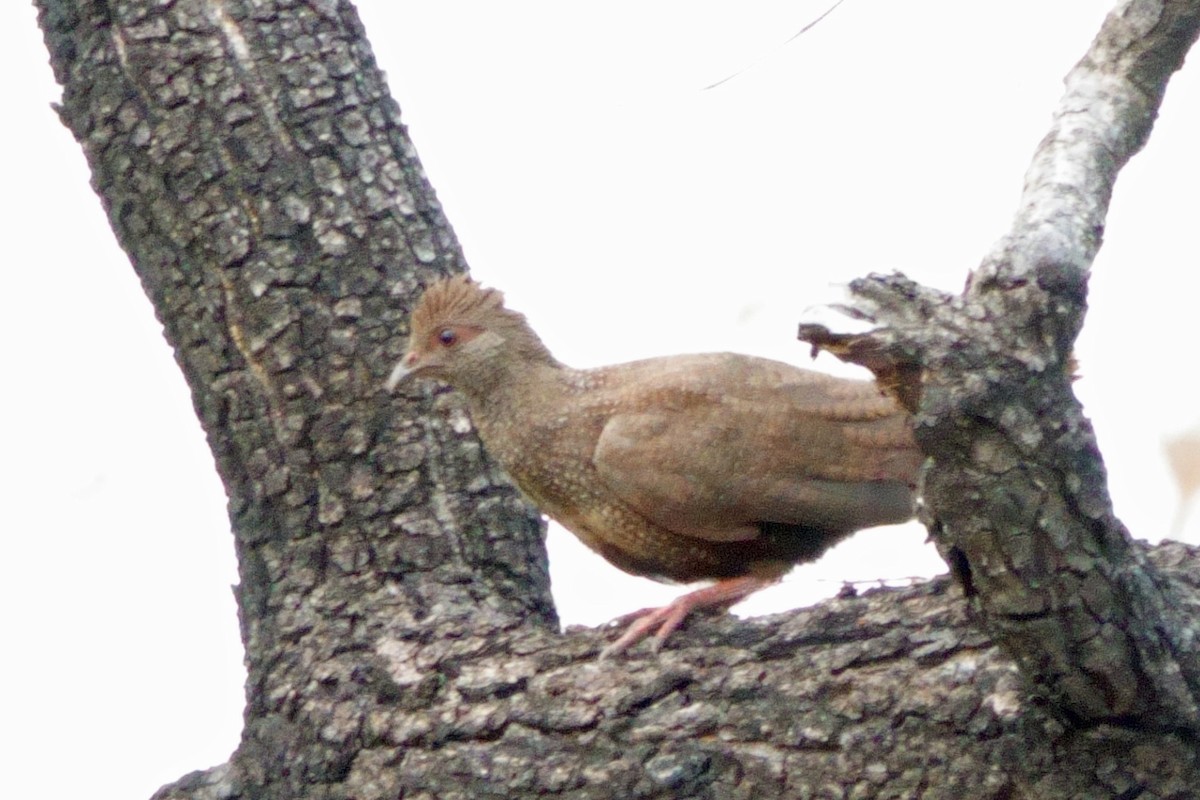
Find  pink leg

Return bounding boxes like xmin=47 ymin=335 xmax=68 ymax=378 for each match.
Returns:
xmin=599 ymin=574 xmax=776 ymax=659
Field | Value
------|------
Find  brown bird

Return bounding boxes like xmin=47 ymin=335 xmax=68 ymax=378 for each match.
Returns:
xmin=388 ymin=275 xmax=920 ymax=656
xmin=1165 ymin=427 xmax=1200 ymax=535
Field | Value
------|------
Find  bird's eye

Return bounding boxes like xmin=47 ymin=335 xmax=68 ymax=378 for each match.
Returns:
xmin=437 ymin=328 xmax=458 ymax=347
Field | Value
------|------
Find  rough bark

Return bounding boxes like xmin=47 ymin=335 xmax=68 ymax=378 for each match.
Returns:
xmin=162 ymin=543 xmax=1200 ymax=800
xmin=34 ymin=1 xmax=1200 ymax=799
xmin=802 ymin=0 xmax=1200 ymax=734
xmin=36 ymin=0 xmax=555 ymax=790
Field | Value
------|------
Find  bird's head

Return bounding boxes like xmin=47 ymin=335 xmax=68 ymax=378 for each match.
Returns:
xmin=387 ymin=274 xmax=555 ymax=396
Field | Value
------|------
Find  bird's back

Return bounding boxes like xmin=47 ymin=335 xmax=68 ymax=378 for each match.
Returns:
xmin=470 ymin=351 xmax=919 ymax=584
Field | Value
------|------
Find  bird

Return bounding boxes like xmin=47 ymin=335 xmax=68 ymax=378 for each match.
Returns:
xmin=1165 ymin=427 xmax=1200 ymax=535
xmin=387 ymin=275 xmax=921 ymax=656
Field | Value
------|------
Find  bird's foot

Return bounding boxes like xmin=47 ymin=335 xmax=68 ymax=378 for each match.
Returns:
xmin=598 ymin=575 xmax=774 ymax=659
xmin=599 ymin=603 xmax=692 ymax=659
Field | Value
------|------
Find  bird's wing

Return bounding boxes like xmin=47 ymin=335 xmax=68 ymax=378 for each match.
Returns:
xmin=589 ymin=354 xmax=919 ymax=543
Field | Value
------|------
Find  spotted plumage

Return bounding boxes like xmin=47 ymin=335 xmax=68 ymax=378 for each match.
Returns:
xmin=388 ymin=275 xmax=920 ymax=655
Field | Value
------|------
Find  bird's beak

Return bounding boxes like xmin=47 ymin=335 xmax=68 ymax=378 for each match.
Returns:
xmin=386 ymin=351 xmax=420 ymax=392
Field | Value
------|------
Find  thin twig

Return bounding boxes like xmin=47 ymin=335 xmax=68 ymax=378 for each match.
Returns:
xmin=703 ymin=0 xmax=847 ymax=90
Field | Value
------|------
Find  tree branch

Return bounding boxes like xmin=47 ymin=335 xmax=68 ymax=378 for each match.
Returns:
xmin=151 ymin=542 xmax=1200 ymax=800
xmin=802 ymin=0 xmax=1200 ymax=732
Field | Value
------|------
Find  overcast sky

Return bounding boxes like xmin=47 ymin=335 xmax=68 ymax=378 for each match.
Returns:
xmin=4 ymin=2 xmax=1199 ymax=798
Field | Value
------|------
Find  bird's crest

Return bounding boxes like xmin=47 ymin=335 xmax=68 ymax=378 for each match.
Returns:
xmin=410 ymin=274 xmax=518 ymax=334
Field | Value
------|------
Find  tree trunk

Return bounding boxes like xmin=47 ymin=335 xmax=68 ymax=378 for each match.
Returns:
xmin=35 ymin=1 xmax=1200 ymax=798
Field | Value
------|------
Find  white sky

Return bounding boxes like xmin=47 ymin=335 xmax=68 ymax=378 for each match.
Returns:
xmin=4 ymin=2 xmax=1199 ymax=798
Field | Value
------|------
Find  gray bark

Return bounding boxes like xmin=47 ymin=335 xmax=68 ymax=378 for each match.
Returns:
xmin=34 ymin=1 xmax=1200 ymax=798
xmin=801 ymin=0 xmax=1200 ymax=733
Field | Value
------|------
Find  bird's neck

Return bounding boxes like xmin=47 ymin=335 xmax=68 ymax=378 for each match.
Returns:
xmin=462 ymin=353 xmax=570 ymax=420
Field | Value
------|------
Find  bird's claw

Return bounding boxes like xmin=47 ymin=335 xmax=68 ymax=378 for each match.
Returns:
xmin=597 ymin=574 xmax=776 ymax=659
xmin=598 ymin=601 xmax=692 ymax=659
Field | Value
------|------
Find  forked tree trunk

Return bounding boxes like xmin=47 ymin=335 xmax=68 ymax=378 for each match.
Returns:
xmin=35 ymin=1 xmax=1200 ymax=798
